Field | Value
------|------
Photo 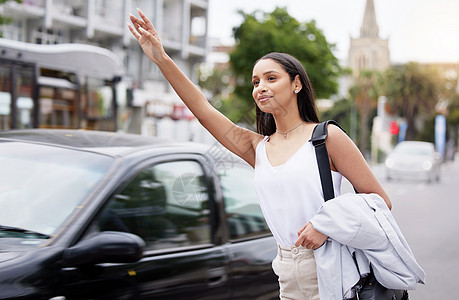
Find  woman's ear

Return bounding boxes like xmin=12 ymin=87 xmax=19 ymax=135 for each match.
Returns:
xmin=294 ymin=75 xmax=302 ymax=93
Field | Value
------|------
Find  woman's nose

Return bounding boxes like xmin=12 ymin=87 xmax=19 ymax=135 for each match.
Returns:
xmin=257 ymin=83 xmax=267 ymax=93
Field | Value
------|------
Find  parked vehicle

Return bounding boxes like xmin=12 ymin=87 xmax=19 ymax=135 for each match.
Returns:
xmin=385 ymin=141 xmax=441 ymax=183
xmin=0 ymin=129 xmax=278 ymax=299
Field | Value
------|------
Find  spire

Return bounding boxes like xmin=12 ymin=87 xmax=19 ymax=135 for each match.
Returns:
xmin=360 ymin=0 xmax=379 ymax=38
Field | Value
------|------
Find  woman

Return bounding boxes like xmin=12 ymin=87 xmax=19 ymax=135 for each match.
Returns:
xmin=128 ymin=9 xmax=392 ymax=299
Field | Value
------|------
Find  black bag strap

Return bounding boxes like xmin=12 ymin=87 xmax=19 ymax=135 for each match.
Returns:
xmin=309 ymin=120 xmax=350 ymax=201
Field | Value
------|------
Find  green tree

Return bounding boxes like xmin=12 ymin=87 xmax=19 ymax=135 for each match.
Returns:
xmin=198 ymin=66 xmax=248 ymax=123
xmin=229 ymin=7 xmax=343 ymax=124
xmin=0 ymin=0 xmax=22 ymax=37
xmin=447 ymin=94 xmax=459 ymax=131
xmin=445 ymin=76 xmax=459 ymax=148
xmin=199 ymin=67 xmax=231 ymax=99
xmin=319 ymin=98 xmax=353 ymax=134
xmin=445 ymin=71 xmax=459 ymax=128
xmin=349 ymin=70 xmax=382 ymax=156
xmin=384 ymin=63 xmax=443 ymax=141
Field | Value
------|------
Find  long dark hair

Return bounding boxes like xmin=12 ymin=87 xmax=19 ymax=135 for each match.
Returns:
xmin=255 ymin=52 xmax=319 ymax=136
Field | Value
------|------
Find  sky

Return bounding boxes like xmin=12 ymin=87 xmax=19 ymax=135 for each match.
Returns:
xmin=207 ymin=0 xmax=459 ymax=64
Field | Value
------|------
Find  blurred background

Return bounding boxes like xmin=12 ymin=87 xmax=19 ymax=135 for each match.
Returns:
xmin=0 ymin=0 xmax=458 ymax=298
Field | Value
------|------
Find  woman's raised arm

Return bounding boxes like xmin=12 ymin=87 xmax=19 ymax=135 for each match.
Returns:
xmin=128 ymin=9 xmax=262 ymax=166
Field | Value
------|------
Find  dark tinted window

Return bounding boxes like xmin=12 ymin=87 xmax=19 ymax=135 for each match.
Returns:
xmin=97 ymin=160 xmax=211 ymax=251
xmin=219 ymin=164 xmax=270 ymax=240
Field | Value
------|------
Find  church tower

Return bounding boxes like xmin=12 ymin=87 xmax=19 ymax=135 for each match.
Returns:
xmin=348 ymin=0 xmax=390 ymax=77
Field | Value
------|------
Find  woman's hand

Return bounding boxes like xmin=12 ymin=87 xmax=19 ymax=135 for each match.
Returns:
xmin=128 ymin=9 xmax=166 ymax=64
xmin=295 ymin=222 xmax=327 ymax=250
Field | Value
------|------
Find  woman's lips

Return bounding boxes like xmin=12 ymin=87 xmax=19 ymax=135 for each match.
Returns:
xmin=258 ymin=96 xmax=270 ymax=103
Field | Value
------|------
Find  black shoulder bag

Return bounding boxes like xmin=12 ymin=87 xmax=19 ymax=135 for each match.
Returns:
xmin=309 ymin=120 xmax=409 ymax=300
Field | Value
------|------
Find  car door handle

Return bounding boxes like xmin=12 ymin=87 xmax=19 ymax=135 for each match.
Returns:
xmin=207 ymin=267 xmax=227 ymax=286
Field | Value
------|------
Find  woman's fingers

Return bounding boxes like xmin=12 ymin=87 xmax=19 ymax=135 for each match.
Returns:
xmin=294 ymin=239 xmax=302 ymax=248
xmin=137 ymin=8 xmax=156 ymax=34
xmin=127 ymin=23 xmax=149 ymax=41
xmin=129 ymin=10 xmax=160 ymax=42
xmin=137 ymin=26 xmax=154 ymax=41
xmin=295 ymin=222 xmax=328 ymax=249
xmin=127 ymin=9 xmax=165 ymax=64
xmin=129 ymin=14 xmax=147 ymax=32
xmin=297 ymin=224 xmax=307 ymax=236
xmin=127 ymin=23 xmax=141 ymax=40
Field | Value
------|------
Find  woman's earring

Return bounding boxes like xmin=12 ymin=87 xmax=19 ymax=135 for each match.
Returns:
xmin=294 ymin=89 xmax=299 ymax=94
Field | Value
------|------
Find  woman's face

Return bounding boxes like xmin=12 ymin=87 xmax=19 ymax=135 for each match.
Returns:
xmin=252 ymin=58 xmax=298 ymax=115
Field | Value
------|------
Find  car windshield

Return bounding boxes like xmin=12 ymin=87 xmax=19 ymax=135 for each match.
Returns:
xmin=394 ymin=143 xmax=433 ymax=156
xmin=0 ymin=141 xmax=114 ymax=239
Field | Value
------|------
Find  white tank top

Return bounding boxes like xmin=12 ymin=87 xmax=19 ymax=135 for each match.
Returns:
xmin=254 ymin=136 xmax=342 ymax=246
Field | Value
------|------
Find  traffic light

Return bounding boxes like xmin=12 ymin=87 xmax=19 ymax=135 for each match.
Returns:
xmin=390 ymin=121 xmax=399 ymax=135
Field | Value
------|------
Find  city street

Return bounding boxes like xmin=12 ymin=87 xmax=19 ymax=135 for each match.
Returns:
xmin=382 ymin=160 xmax=459 ymax=299
xmin=342 ymin=159 xmax=459 ymax=299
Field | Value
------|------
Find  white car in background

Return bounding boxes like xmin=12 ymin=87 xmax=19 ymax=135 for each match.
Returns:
xmin=385 ymin=141 xmax=442 ymax=183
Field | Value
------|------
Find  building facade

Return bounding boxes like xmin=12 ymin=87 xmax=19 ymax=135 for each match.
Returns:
xmin=348 ymin=0 xmax=390 ymax=77
xmin=0 ymin=0 xmax=211 ymax=141
xmin=347 ymin=0 xmax=392 ymax=162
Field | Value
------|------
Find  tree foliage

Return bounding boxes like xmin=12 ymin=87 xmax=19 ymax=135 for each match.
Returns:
xmin=383 ymin=62 xmax=444 ymax=140
xmin=445 ymin=72 xmax=459 ymax=130
xmin=229 ymin=7 xmax=343 ymax=123
xmin=447 ymin=94 xmax=459 ymax=129
xmin=198 ymin=65 xmax=250 ymax=125
xmin=319 ymin=98 xmax=353 ymax=133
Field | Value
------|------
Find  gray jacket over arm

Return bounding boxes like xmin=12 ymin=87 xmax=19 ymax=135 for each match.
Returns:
xmin=310 ymin=193 xmax=426 ymax=300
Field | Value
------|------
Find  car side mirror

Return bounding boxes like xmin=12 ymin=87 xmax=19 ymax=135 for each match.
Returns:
xmin=62 ymin=231 xmax=145 ymax=267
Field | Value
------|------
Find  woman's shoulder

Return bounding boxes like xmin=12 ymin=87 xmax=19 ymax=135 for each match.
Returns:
xmin=254 ymin=135 xmax=268 ymax=148
xmin=255 ymin=134 xmax=269 ymax=145
xmin=325 ymin=123 xmax=355 ymax=152
xmin=326 ymin=123 xmax=347 ymax=138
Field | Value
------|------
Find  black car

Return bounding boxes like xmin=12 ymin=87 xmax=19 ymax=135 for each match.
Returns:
xmin=0 ymin=129 xmax=278 ymax=300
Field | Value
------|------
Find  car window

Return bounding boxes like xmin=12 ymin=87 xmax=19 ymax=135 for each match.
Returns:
xmin=394 ymin=143 xmax=433 ymax=156
xmin=0 ymin=141 xmax=114 ymax=238
xmin=97 ymin=160 xmax=211 ymax=252
xmin=219 ymin=164 xmax=270 ymax=240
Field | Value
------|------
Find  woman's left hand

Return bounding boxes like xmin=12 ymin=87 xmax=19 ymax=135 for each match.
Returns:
xmin=295 ymin=222 xmax=328 ymax=250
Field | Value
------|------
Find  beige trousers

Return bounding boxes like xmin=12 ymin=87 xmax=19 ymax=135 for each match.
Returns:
xmin=272 ymin=244 xmax=320 ymax=300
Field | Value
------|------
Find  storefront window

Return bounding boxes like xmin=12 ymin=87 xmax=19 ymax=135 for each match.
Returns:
xmin=0 ymin=65 xmax=12 ymax=130
xmin=39 ymin=82 xmax=78 ymax=129
xmin=86 ymin=77 xmax=113 ymax=119
xmin=15 ymin=66 xmax=35 ymax=129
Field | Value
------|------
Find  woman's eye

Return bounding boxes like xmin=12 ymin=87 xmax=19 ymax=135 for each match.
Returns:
xmin=252 ymin=80 xmax=259 ymax=86
xmin=268 ymin=76 xmax=276 ymax=81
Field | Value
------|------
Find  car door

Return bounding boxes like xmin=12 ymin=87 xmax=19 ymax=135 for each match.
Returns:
xmin=61 ymin=156 xmax=230 ymax=299
xmin=216 ymin=162 xmax=279 ymax=299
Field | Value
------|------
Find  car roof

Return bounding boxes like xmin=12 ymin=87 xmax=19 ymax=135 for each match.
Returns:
xmin=0 ymin=129 xmax=203 ymax=156
xmin=0 ymin=129 xmax=248 ymax=166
